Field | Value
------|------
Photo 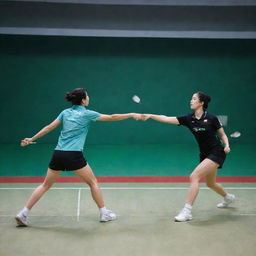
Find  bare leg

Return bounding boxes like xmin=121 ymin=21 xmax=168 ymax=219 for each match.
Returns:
xmin=187 ymin=159 xmax=220 ymax=206
xmin=205 ymin=168 xmax=227 ymax=197
xmin=74 ymin=164 xmax=104 ymax=208
xmin=25 ymin=168 xmax=61 ymax=209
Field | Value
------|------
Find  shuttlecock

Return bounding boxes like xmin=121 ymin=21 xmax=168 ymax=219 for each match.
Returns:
xmin=132 ymin=95 xmax=141 ymax=104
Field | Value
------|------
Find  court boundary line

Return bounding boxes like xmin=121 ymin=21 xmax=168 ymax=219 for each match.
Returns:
xmin=0 ymin=213 xmax=256 ymax=217
xmin=1 ymin=213 xmax=256 ymax=217
xmin=77 ymin=188 xmax=81 ymax=222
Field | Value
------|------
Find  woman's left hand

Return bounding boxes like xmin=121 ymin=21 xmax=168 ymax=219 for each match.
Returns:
xmin=224 ymin=146 xmax=231 ymax=154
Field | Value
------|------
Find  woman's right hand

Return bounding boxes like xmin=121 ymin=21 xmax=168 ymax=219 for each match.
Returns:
xmin=132 ymin=113 xmax=142 ymax=120
xmin=21 ymin=138 xmax=33 ymax=147
xmin=141 ymin=114 xmax=151 ymax=121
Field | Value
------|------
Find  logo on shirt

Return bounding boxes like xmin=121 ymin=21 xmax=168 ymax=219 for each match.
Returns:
xmin=204 ymin=119 xmax=208 ymax=122
xmin=193 ymin=127 xmax=206 ymax=132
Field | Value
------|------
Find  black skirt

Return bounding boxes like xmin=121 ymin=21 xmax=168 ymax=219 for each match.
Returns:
xmin=49 ymin=150 xmax=87 ymax=171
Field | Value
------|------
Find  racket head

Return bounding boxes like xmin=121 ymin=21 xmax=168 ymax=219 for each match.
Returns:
xmin=230 ymin=131 xmax=241 ymax=138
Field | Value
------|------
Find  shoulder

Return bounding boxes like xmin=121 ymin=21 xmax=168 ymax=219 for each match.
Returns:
xmin=205 ymin=112 xmax=218 ymax=120
xmin=58 ymin=108 xmax=70 ymax=115
xmin=176 ymin=113 xmax=193 ymax=125
xmin=62 ymin=108 xmax=73 ymax=114
xmin=85 ymin=109 xmax=96 ymax=113
xmin=181 ymin=113 xmax=194 ymax=119
xmin=84 ymin=109 xmax=101 ymax=121
xmin=56 ymin=108 xmax=71 ymax=120
xmin=178 ymin=113 xmax=193 ymax=118
xmin=205 ymin=113 xmax=222 ymax=127
xmin=84 ymin=109 xmax=100 ymax=115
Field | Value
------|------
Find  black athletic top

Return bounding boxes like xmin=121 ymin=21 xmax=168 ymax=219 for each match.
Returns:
xmin=177 ymin=112 xmax=223 ymax=153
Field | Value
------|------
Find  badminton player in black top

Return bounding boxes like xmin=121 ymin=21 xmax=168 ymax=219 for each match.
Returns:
xmin=141 ymin=92 xmax=235 ymax=222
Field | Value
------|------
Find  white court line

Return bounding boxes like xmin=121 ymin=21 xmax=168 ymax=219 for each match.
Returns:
xmin=77 ymin=188 xmax=81 ymax=222
xmin=0 ymin=214 xmax=255 ymax=217
xmin=0 ymin=187 xmax=255 ymax=190
xmin=239 ymin=213 xmax=256 ymax=216
xmin=0 ymin=215 xmax=75 ymax=217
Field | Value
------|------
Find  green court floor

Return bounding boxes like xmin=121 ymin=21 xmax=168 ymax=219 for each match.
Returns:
xmin=0 ymin=182 xmax=255 ymax=256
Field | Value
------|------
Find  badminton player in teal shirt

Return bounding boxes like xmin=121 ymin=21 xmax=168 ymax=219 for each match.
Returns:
xmin=16 ymin=88 xmax=141 ymax=226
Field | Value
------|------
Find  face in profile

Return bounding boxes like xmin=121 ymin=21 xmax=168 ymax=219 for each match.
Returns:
xmin=190 ymin=93 xmax=203 ymax=110
xmin=82 ymin=94 xmax=90 ymax=106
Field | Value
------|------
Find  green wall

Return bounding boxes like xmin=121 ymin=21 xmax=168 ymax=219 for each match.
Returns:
xmin=0 ymin=35 xmax=255 ymax=145
xmin=1 ymin=144 xmax=255 ymax=177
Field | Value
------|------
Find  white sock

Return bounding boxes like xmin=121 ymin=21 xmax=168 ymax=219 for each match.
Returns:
xmin=20 ymin=207 xmax=30 ymax=216
xmin=225 ymin=193 xmax=233 ymax=200
xmin=184 ymin=204 xmax=192 ymax=211
xmin=99 ymin=207 xmax=107 ymax=214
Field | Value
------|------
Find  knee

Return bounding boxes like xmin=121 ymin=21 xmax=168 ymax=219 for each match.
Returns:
xmin=206 ymin=182 xmax=216 ymax=189
xmin=87 ymin=178 xmax=99 ymax=188
xmin=189 ymin=173 xmax=200 ymax=183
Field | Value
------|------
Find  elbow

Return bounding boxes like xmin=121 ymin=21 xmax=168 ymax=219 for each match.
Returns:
xmin=221 ymin=134 xmax=227 ymax=140
xmin=110 ymin=114 xmax=118 ymax=120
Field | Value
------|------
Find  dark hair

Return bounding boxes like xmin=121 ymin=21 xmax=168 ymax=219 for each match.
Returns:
xmin=196 ymin=91 xmax=211 ymax=110
xmin=65 ymin=88 xmax=87 ymax=105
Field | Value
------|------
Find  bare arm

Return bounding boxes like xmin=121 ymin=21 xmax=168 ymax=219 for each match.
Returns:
xmin=21 ymin=119 xmax=61 ymax=146
xmin=142 ymin=114 xmax=179 ymax=125
xmin=217 ymin=127 xmax=231 ymax=153
xmin=97 ymin=113 xmax=140 ymax=121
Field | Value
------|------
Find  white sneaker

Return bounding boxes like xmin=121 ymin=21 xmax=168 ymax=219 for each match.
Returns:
xmin=15 ymin=214 xmax=28 ymax=227
xmin=217 ymin=194 xmax=235 ymax=208
xmin=100 ymin=209 xmax=117 ymax=222
xmin=174 ymin=208 xmax=192 ymax=222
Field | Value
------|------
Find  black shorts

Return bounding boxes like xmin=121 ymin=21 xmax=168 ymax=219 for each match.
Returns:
xmin=200 ymin=146 xmax=226 ymax=168
xmin=49 ymin=150 xmax=87 ymax=171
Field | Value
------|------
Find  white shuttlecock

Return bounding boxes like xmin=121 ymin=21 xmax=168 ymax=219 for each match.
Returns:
xmin=132 ymin=95 xmax=141 ymax=104
xmin=230 ymin=131 xmax=241 ymax=138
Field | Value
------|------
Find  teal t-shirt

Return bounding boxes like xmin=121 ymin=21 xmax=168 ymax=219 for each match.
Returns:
xmin=55 ymin=105 xmax=101 ymax=151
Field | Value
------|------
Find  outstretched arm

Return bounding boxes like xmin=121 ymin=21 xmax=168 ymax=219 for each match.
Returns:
xmin=97 ymin=113 xmax=141 ymax=121
xmin=141 ymin=114 xmax=179 ymax=125
xmin=21 ymin=119 xmax=61 ymax=146
xmin=217 ymin=127 xmax=230 ymax=154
